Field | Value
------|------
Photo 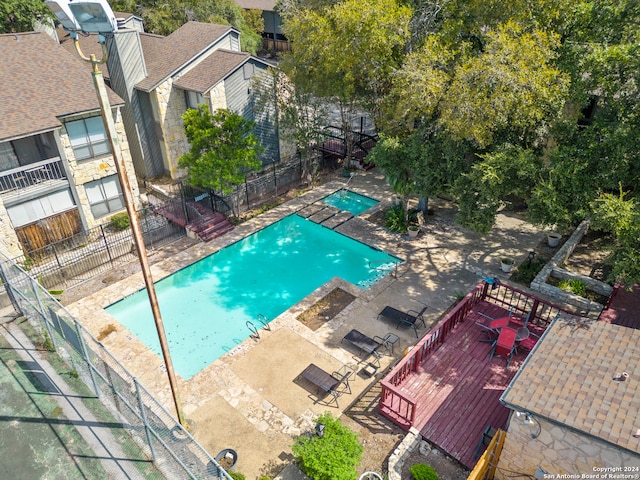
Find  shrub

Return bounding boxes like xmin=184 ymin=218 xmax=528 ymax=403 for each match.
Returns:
xmin=558 ymin=279 xmax=588 ymax=297
xmin=292 ymin=413 xmax=363 ymax=480
xmin=511 ymin=257 xmax=547 ymax=285
xmin=385 ymin=203 xmax=407 ymax=233
xmin=109 ymin=212 xmax=131 ymax=231
xmin=410 ymin=463 xmax=438 ymax=480
xmin=228 ymin=472 xmax=245 ymax=480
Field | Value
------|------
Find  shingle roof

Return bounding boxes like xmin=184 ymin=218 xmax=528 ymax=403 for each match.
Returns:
xmin=502 ymin=313 xmax=640 ymax=454
xmin=173 ymin=49 xmax=251 ymax=93
xmin=58 ymin=30 xmax=110 ymax=79
xmin=0 ymin=32 xmax=123 ymax=142
xmin=136 ymin=22 xmax=234 ymax=92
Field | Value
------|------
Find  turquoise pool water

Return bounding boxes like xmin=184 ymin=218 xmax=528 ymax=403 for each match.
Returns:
xmin=322 ymin=190 xmax=378 ymax=215
xmin=106 ymin=214 xmax=400 ymax=379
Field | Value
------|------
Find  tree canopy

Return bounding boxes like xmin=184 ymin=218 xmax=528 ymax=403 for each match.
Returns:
xmin=0 ymin=0 xmax=51 ymax=33
xmin=281 ymin=0 xmax=640 ymax=283
xmin=178 ymin=106 xmax=263 ymax=195
xmin=110 ymin=0 xmax=262 ymax=53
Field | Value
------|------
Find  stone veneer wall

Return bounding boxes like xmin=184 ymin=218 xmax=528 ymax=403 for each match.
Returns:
xmin=62 ymin=108 xmax=141 ymax=230
xmin=0 ymin=200 xmax=23 ymax=258
xmin=530 ymin=219 xmax=612 ymax=317
xmin=155 ymin=77 xmax=231 ymax=179
xmin=497 ymin=414 xmax=640 ymax=476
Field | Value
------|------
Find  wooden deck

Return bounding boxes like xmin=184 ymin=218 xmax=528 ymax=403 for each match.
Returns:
xmin=414 ymin=305 xmax=546 ymax=467
xmin=379 ymin=282 xmax=562 ymax=469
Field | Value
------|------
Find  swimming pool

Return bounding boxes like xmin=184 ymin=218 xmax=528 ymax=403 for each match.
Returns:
xmin=322 ymin=190 xmax=379 ymax=215
xmin=106 ymin=214 xmax=400 ymax=379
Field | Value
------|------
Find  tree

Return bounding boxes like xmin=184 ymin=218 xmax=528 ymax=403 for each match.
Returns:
xmin=252 ymin=68 xmax=328 ymax=185
xmin=178 ymin=106 xmax=263 ymax=201
xmin=292 ymin=413 xmax=363 ymax=480
xmin=280 ymin=0 xmax=411 ymax=162
xmin=590 ymin=188 xmax=640 ymax=287
xmin=0 ymin=0 xmax=51 ymax=33
xmin=110 ymin=0 xmax=262 ymax=54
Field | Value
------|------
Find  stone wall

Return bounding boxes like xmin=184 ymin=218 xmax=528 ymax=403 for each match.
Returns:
xmin=62 ymin=108 xmax=141 ymax=230
xmin=497 ymin=414 xmax=640 ymax=477
xmin=530 ymin=220 xmax=611 ymax=317
xmin=0 ymin=200 xmax=23 ymax=258
xmin=387 ymin=427 xmax=422 ymax=480
xmin=153 ymin=77 xmax=187 ymax=179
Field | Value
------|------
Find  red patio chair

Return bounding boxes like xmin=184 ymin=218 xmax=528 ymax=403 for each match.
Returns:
xmin=489 ymin=326 xmax=517 ymax=367
xmin=518 ymin=332 xmax=540 ymax=353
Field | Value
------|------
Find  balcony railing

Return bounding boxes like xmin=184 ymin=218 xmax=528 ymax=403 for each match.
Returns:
xmin=0 ymin=158 xmax=66 ymax=194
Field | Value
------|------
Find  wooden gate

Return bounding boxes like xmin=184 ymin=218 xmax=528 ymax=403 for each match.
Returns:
xmin=16 ymin=209 xmax=82 ymax=253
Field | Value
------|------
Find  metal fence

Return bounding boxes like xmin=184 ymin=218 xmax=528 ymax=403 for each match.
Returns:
xmin=0 ymin=254 xmax=231 ymax=480
xmin=10 ymin=205 xmax=186 ymax=290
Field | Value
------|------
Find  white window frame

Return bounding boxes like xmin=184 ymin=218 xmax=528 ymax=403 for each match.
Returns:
xmin=66 ymin=117 xmax=111 ymax=160
xmin=84 ymin=175 xmax=125 ymax=218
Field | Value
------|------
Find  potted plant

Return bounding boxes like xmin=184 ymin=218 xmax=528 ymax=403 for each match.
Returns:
xmin=500 ymin=257 xmax=515 ymax=273
xmin=408 ymin=225 xmax=419 ymax=238
xmin=547 ymin=232 xmax=562 ymax=248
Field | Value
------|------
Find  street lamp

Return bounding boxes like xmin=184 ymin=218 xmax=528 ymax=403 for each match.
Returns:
xmin=45 ymin=0 xmax=185 ymax=426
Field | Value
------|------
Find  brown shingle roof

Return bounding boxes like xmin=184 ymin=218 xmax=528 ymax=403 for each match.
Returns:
xmin=0 ymin=32 xmax=123 ymax=142
xmin=173 ymin=49 xmax=250 ymax=93
xmin=136 ymin=22 xmax=234 ymax=92
xmin=57 ymin=30 xmax=110 ymax=79
xmin=502 ymin=313 xmax=640 ymax=454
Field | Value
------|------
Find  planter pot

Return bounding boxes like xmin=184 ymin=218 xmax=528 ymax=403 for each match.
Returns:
xmin=547 ymin=232 xmax=562 ymax=248
xmin=408 ymin=227 xmax=419 ymax=238
xmin=500 ymin=258 xmax=514 ymax=273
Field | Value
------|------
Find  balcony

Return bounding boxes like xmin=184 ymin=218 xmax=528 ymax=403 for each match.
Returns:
xmin=0 ymin=158 xmax=67 ymax=196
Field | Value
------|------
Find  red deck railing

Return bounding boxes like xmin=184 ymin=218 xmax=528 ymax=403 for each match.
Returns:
xmin=378 ymin=280 xmax=574 ymax=429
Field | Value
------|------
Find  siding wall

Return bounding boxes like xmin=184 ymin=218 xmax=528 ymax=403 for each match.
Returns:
xmin=225 ymin=61 xmax=279 ymax=165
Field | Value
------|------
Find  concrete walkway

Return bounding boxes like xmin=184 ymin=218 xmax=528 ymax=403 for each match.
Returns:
xmin=0 ymin=314 xmax=155 ymax=479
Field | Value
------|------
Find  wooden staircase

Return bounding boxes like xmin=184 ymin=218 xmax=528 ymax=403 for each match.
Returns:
xmin=185 ymin=201 xmax=234 ymax=242
xmin=316 ymin=126 xmax=377 ymax=170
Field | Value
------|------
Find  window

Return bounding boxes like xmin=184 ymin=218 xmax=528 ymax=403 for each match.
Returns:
xmin=84 ymin=175 xmax=125 ymax=218
xmin=66 ymin=117 xmax=110 ymax=160
xmin=185 ymin=90 xmax=206 ymax=110
xmin=6 ymin=189 xmax=75 ymax=227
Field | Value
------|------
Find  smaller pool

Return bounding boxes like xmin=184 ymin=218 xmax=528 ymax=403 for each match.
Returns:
xmin=322 ymin=190 xmax=378 ymax=215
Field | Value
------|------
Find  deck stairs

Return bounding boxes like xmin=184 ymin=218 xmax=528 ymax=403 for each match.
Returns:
xmin=153 ymin=200 xmax=234 ymax=242
xmin=185 ymin=201 xmax=234 ymax=242
xmin=316 ymin=126 xmax=377 ymax=171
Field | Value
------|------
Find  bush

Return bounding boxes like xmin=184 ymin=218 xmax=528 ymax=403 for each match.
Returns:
xmin=385 ymin=203 xmax=407 ymax=233
xmin=511 ymin=257 xmax=547 ymax=285
xmin=558 ymin=279 xmax=588 ymax=296
xmin=410 ymin=463 xmax=439 ymax=480
xmin=228 ymin=472 xmax=245 ymax=480
xmin=292 ymin=413 xmax=363 ymax=480
xmin=109 ymin=212 xmax=131 ymax=231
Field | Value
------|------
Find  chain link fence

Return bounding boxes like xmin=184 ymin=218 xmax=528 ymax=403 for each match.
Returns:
xmin=0 ymin=254 xmax=232 ymax=480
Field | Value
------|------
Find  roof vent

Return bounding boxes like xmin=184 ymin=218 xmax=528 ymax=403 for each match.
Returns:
xmin=613 ymin=372 xmax=629 ymax=382
xmin=633 ymin=429 xmax=640 ymax=439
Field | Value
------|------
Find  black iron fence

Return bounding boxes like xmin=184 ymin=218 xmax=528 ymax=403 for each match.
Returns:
xmin=11 ymin=205 xmax=185 ymax=290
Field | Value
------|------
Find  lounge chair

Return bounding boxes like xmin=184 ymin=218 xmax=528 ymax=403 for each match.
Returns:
xmin=298 ymin=363 xmax=352 ymax=407
xmin=342 ymin=329 xmax=387 ymax=366
xmin=377 ymin=305 xmax=428 ymax=338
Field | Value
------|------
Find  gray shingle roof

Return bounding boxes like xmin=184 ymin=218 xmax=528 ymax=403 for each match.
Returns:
xmin=0 ymin=32 xmax=123 ymax=142
xmin=502 ymin=314 xmax=640 ymax=454
xmin=135 ymin=22 xmax=234 ymax=92
xmin=173 ymin=49 xmax=250 ymax=93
